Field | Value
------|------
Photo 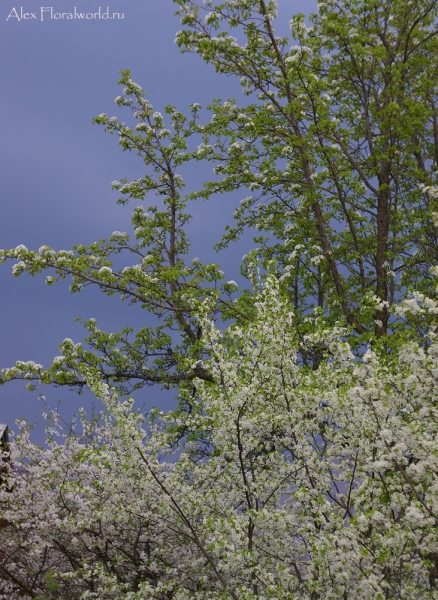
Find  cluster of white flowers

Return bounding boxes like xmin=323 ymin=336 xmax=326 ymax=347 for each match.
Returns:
xmin=1 ymin=275 xmax=438 ymax=598
xmin=110 ymin=231 xmax=127 ymax=240
xmin=419 ymin=182 xmax=438 ymax=199
xmin=11 ymin=261 xmax=27 ymax=275
xmin=135 ymin=122 xmax=152 ymax=132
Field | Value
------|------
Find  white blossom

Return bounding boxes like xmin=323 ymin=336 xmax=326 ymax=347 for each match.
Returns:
xmin=3 ymin=276 xmax=438 ymax=597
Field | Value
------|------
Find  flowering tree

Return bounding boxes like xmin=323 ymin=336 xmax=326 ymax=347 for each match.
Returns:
xmin=1 ymin=276 xmax=438 ymax=598
xmin=175 ymin=0 xmax=438 ymax=342
xmin=1 ymin=0 xmax=438 ymax=401
xmin=2 ymin=2 xmax=438 ymax=596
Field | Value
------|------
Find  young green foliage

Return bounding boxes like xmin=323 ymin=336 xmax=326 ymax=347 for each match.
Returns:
xmin=2 ymin=1 xmax=438 ymax=410
xmin=175 ymin=0 xmax=438 ymax=347
xmin=0 ymin=72 xmax=243 ymax=396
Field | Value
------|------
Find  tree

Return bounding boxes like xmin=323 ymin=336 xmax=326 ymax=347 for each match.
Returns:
xmin=2 ymin=276 xmax=438 ymax=598
xmin=2 ymin=0 xmax=438 ymax=401
xmin=174 ymin=0 xmax=438 ymax=343
xmin=2 ymin=2 xmax=438 ymax=594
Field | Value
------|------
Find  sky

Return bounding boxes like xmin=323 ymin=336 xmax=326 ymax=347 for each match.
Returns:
xmin=0 ymin=0 xmax=317 ymax=438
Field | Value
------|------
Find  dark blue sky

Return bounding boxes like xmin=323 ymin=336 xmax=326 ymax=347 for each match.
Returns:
xmin=0 ymin=0 xmax=316 ymax=436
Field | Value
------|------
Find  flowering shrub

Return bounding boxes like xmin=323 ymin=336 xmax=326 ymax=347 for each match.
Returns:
xmin=2 ymin=276 xmax=438 ymax=599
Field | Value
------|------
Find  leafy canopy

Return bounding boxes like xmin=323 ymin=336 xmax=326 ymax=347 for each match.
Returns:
xmin=2 ymin=0 xmax=438 ymax=397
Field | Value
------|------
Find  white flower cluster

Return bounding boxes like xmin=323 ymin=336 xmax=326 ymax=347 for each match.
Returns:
xmin=1 ymin=276 xmax=438 ymax=598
